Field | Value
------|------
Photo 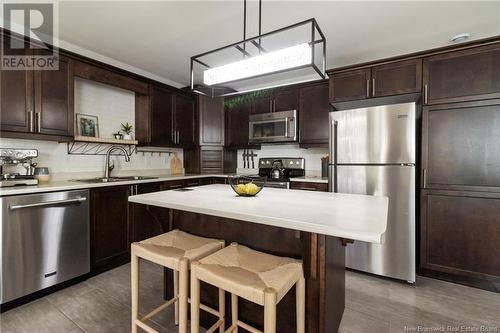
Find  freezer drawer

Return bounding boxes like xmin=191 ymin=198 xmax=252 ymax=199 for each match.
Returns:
xmin=329 ymin=102 xmax=416 ymax=164
xmin=336 ymin=165 xmax=416 ymax=282
xmin=1 ymin=190 xmax=90 ymax=303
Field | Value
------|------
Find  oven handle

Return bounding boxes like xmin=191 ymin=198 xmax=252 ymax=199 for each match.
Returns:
xmin=10 ymin=197 xmax=87 ymax=210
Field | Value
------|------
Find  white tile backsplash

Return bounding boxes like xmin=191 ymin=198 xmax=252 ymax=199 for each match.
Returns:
xmin=0 ymin=79 xmax=182 ymax=179
xmin=237 ymin=144 xmax=328 ymax=176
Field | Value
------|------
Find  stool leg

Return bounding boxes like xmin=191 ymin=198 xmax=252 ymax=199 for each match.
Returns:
xmin=178 ymin=258 xmax=189 ymax=333
xmin=296 ymin=276 xmax=305 ymax=333
xmin=231 ymin=293 xmax=238 ymax=333
xmin=190 ymin=270 xmax=201 ymax=333
xmin=131 ymin=253 xmax=139 ymax=333
xmin=218 ymin=288 xmax=225 ymax=333
xmin=264 ymin=288 xmax=277 ymax=333
xmin=174 ymin=269 xmax=179 ymax=325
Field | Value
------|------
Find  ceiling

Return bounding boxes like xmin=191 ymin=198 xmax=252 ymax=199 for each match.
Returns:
xmin=55 ymin=1 xmax=500 ymax=87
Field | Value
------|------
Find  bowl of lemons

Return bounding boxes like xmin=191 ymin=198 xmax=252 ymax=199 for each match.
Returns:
xmin=228 ymin=176 xmax=266 ymax=197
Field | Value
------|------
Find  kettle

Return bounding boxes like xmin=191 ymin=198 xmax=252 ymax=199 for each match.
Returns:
xmin=271 ymin=168 xmax=282 ymax=179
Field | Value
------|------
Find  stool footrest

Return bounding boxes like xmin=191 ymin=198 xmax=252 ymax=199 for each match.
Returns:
xmin=141 ymin=296 xmax=178 ymax=321
xmin=236 ymin=320 xmax=263 ymax=333
xmin=135 ymin=319 xmax=159 ymax=333
xmin=205 ymin=318 xmax=225 ymax=333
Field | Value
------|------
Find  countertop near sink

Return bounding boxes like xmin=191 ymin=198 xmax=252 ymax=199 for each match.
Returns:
xmin=0 ymin=174 xmax=232 ymax=197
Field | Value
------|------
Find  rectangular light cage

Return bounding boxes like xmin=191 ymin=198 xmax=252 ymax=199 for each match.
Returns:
xmin=190 ymin=18 xmax=326 ymax=97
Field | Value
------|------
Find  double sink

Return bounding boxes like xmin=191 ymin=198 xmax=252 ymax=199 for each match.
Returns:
xmin=74 ymin=176 xmax=158 ymax=183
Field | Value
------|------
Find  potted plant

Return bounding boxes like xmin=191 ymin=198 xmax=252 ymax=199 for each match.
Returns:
xmin=121 ymin=122 xmax=133 ymax=140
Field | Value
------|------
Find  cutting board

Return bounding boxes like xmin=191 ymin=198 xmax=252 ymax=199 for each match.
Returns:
xmin=170 ymin=153 xmax=182 ymax=175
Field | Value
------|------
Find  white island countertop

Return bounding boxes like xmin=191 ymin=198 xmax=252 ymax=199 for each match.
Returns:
xmin=129 ymin=184 xmax=388 ymax=244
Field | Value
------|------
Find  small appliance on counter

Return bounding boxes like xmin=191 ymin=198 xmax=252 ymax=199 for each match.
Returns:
xmin=258 ymin=157 xmax=305 ymax=189
xmin=0 ymin=148 xmax=39 ymax=187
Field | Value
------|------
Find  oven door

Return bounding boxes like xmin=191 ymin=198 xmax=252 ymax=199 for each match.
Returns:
xmin=249 ymin=110 xmax=297 ymax=143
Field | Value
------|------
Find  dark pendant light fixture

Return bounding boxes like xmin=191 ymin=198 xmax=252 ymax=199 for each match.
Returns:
xmin=190 ymin=0 xmax=326 ymax=97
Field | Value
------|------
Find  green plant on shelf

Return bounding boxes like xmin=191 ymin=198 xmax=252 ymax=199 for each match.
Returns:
xmin=120 ymin=122 xmax=133 ymax=135
xmin=223 ymin=87 xmax=284 ymax=110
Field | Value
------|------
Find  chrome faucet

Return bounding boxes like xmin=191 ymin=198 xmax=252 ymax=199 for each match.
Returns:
xmin=104 ymin=146 xmax=131 ymax=179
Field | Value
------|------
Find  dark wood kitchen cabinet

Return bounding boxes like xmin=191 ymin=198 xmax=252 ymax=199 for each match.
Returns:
xmin=251 ymin=87 xmax=298 ymax=114
xmin=290 ymin=181 xmax=328 ymax=192
xmin=423 ymin=43 xmax=500 ymax=105
xmin=0 ymin=42 xmax=74 ymax=140
xmin=299 ymin=82 xmax=330 ymax=146
xmin=420 ymin=189 xmax=500 ymax=291
xmin=174 ymin=92 xmax=196 ymax=147
xmin=90 ymin=186 xmax=131 ymax=272
xmin=150 ymin=85 xmax=175 ymax=146
xmin=329 ymin=68 xmax=371 ymax=103
xmin=372 ymin=59 xmax=422 ymax=97
xmin=130 ymin=182 xmax=169 ymax=243
xmin=198 ymin=95 xmax=224 ymax=145
xmin=35 ymin=54 xmax=74 ymax=137
xmin=225 ymin=97 xmax=253 ymax=149
xmin=422 ymin=99 xmax=500 ymax=192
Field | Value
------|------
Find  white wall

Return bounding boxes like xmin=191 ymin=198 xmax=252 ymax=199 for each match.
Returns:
xmin=237 ymin=144 xmax=328 ymax=176
xmin=0 ymin=79 xmax=182 ymax=179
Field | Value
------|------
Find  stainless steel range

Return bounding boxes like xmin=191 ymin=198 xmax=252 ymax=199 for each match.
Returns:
xmin=258 ymin=157 xmax=305 ymax=189
xmin=0 ymin=149 xmax=39 ymax=187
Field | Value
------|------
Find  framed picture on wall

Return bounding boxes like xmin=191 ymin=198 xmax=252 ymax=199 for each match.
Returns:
xmin=76 ymin=113 xmax=99 ymax=137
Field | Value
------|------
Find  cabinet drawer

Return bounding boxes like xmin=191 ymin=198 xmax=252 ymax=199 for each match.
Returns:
xmin=290 ymin=181 xmax=328 ymax=192
xmin=163 ymin=180 xmax=184 ymax=190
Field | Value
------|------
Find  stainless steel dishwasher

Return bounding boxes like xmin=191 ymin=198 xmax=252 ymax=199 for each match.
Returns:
xmin=0 ymin=190 xmax=90 ymax=304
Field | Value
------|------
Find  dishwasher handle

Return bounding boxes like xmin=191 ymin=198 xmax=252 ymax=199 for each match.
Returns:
xmin=9 ymin=197 xmax=87 ymax=210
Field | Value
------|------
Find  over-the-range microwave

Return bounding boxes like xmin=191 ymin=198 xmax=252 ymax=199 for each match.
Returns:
xmin=248 ymin=110 xmax=297 ymax=143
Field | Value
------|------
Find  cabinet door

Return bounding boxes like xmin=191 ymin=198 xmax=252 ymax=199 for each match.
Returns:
xmin=372 ymin=59 xmax=422 ymax=97
xmin=151 ymin=86 xmax=174 ymax=146
xmin=0 ymin=37 xmax=33 ymax=133
xmin=225 ymin=98 xmax=252 ymax=148
xmin=423 ymin=44 xmax=500 ymax=104
xmin=90 ymin=186 xmax=130 ymax=270
xmin=421 ymin=190 xmax=500 ymax=282
xmin=251 ymin=94 xmax=273 ymax=114
xmin=299 ymin=82 xmax=330 ymax=145
xmin=175 ymin=93 xmax=196 ymax=147
xmin=290 ymin=181 xmax=328 ymax=192
xmin=329 ymin=68 xmax=371 ymax=103
xmin=422 ymin=100 xmax=500 ymax=192
xmin=199 ymin=95 xmax=224 ymax=145
xmin=273 ymin=88 xmax=298 ymax=112
xmin=131 ymin=182 xmax=169 ymax=242
xmin=35 ymin=55 xmax=74 ymax=136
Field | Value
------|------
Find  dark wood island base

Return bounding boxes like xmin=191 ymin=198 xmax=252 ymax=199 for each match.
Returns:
xmin=138 ymin=206 xmax=347 ymax=333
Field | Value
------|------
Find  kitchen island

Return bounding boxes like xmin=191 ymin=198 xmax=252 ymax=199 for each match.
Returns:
xmin=129 ymin=184 xmax=388 ymax=333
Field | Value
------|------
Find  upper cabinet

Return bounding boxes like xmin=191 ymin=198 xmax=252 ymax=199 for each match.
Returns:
xmin=329 ymin=68 xmax=371 ymax=103
xmin=423 ymin=44 xmax=500 ymax=105
xmin=251 ymin=87 xmax=299 ymax=114
xmin=198 ymin=95 xmax=224 ymax=146
xmin=0 ymin=40 xmax=74 ymax=140
xmin=329 ymin=59 xmax=422 ymax=103
xmin=299 ymin=82 xmax=330 ymax=146
xmin=149 ymin=85 xmax=175 ymax=146
xmin=225 ymin=97 xmax=253 ymax=149
xmin=372 ymin=59 xmax=422 ymax=97
xmin=174 ymin=92 xmax=196 ymax=148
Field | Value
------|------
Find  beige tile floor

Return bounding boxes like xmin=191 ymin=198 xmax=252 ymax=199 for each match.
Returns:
xmin=1 ymin=261 xmax=499 ymax=333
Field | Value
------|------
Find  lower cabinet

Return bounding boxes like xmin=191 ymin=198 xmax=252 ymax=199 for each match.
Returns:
xmin=90 ymin=185 xmax=131 ymax=272
xmin=290 ymin=181 xmax=328 ymax=192
xmin=420 ymin=189 xmax=500 ymax=291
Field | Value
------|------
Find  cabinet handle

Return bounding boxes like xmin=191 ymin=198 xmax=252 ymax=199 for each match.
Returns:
xmin=28 ymin=111 xmax=34 ymax=132
xmin=366 ymin=79 xmax=370 ymax=97
xmin=176 ymin=130 xmax=179 ymax=144
xmin=273 ymin=100 xmax=276 ymax=112
xmin=422 ymin=168 xmax=427 ymax=188
xmin=36 ymin=112 xmax=41 ymax=133
xmin=269 ymin=99 xmax=273 ymax=112
xmin=372 ymin=78 xmax=375 ymax=96
xmin=170 ymin=184 xmax=182 ymax=189
xmin=424 ymin=84 xmax=428 ymax=104
xmin=299 ymin=187 xmax=319 ymax=191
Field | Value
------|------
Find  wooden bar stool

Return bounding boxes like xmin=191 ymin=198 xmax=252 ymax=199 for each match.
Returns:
xmin=190 ymin=243 xmax=305 ymax=333
xmin=131 ymin=229 xmax=225 ymax=333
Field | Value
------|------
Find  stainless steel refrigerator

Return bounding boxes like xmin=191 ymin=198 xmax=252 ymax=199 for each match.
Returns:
xmin=329 ymin=102 xmax=416 ymax=283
